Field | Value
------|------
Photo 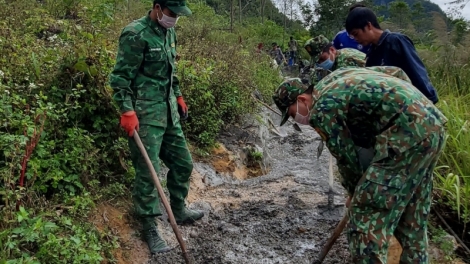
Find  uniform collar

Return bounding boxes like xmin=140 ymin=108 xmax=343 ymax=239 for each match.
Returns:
xmin=376 ymin=29 xmax=391 ymax=46
xmin=332 ymin=49 xmax=341 ymax=69
xmin=145 ymin=10 xmax=166 ymax=34
xmin=311 ymin=89 xmax=321 ymax=110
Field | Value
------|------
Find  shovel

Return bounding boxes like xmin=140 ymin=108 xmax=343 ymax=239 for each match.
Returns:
xmin=133 ymin=130 xmax=192 ymax=264
xmin=313 ymin=146 xmax=376 ymax=263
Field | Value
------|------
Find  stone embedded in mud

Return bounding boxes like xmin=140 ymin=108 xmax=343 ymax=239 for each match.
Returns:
xmin=193 ymin=163 xmax=226 ymax=186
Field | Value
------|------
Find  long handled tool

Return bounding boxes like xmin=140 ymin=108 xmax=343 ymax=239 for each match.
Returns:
xmin=133 ymin=130 xmax=192 ymax=264
xmin=251 ymin=94 xmax=302 ymax=132
xmin=313 ymin=154 xmax=349 ymax=264
xmin=313 ymin=213 xmax=349 ymax=264
xmin=327 ymin=154 xmax=335 ymax=210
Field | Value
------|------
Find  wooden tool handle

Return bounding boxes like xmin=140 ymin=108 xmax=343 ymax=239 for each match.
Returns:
xmin=314 ymin=213 xmax=349 ymax=264
xmin=133 ymin=130 xmax=192 ymax=264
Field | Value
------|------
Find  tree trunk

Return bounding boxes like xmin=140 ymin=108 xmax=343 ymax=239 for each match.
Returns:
xmin=290 ymin=0 xmax=293 ymax=29
xmin=260 ymin=0 xmax=265 ymax=24
xmin=230 ymin=0 xmax=234 ymax=33
xmin=239 ymin=0 xmax=242 ymax=23
xmin=283 ymin=0 xmax=287 ymax=47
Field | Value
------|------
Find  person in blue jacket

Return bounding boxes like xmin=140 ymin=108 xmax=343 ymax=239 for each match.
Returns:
xmin=332 ymin=3 xmax=371 ymax=54
xmin=332 ymin=30 xmax=371 ymax=54
xmin=345 ymin=7 xmax=439 ymax=104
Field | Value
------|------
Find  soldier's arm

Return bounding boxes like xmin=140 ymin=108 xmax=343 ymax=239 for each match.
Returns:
xmin=349 ymin=51 xmax=366 ymax=67
xmin=310 ymin=93 xmax=363 ymax=195
xmin=353 ymin=57 xmax=366 ymax=67
xmin=109 ymin=30 xmax=145 ymax=113
xmin=172 ymin=30 xmax=182 ymax=97
xmin=338 ymin=164 xmax=362 ymax=196
xmin=366 ymin=66 xmax=412 ymax=84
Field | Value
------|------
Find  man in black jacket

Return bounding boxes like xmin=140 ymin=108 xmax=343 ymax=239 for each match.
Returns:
xmin=345 ymin=7 xmax=438 ymax=104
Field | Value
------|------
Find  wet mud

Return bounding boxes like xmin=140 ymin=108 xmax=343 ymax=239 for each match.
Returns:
xmin=93 ymin=106 xmax=461 ymax=264
xmin=147 ymin=109 xmax=350 ymax=264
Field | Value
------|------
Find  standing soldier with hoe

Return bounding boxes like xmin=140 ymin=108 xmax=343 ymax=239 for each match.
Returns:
xmin=109 ymin=0 xmax=204 ymax=255
xmin=272 ymin=66 xmax=447 ymax=263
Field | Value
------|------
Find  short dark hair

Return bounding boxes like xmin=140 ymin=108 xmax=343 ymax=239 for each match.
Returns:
xmin=322 ymin=43 xmax=333 ymax=53
xmin=153 ymin=0 xmax=166 ymax=8
xmin=345 ymin=7 xmax=381 ymax=33
xmin=349 ymin=3 xmax=366 ymax=12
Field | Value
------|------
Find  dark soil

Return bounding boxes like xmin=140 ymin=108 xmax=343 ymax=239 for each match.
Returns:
xmin=148 ymin=110 xmax=349 ymax=264
xmin=151 ymin=176 xmax=349 ymax=264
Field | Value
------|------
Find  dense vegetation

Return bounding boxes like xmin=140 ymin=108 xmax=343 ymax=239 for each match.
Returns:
xmin=0 ymin=0 xmax=470 ymax=262
xmin=373 ymin=0 xmax=445 ymax=17
xmin=0 ymin=0 xmax=285 ymax=262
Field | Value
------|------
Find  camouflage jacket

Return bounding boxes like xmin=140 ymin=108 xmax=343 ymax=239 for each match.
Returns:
xmin=309 ymin=66 xmax=447 ymax=195
xmin=310 ymin=48 xmax=366 ymax=86
xmin=109 ymin=12 xmax=181 ymax=127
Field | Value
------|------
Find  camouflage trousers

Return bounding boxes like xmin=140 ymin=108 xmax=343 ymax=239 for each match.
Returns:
xmin=348 ymin=128 xmax=447 ymax=263
xmin=128 ymin=120 xmax=193 ymax=218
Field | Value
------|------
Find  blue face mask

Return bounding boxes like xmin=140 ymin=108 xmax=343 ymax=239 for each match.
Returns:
xmin=316 ymin=58 xmax=334 ymax=70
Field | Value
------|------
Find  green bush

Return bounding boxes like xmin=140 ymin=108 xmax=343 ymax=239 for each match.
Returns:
xmin=0 ymin=206 xmax=117 ymax=263
xmin=176 ymin=2 xmax=283 ymax=147
xmin=0 ymin=0 xmax=289 ymax=261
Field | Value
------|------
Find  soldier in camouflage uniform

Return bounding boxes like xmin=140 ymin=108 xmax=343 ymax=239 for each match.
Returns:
xmin=109 ymin=0 xmax=204 ymax=254
xmin=304 ymin=35 xmax=366 ymax=86
xmin=272 ymin=66 xmax=447 ymax=263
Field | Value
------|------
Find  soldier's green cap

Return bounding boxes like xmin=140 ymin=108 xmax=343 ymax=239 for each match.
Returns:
xmin=272 ymin=78 xmax=310 ymax=126
xmin=158 ymin=0 xmax=192 ymax=16
xmin=304 ymin=35 xmax=330 ymax=63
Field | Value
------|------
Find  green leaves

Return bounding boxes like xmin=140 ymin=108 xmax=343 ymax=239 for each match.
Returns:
xmin=1 ymin=211 xmax=109 ymax=263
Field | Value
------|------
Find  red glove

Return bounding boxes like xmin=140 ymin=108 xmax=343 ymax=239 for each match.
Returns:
xmin=120 ymin=111 xmax=139 ymax=137
xmin=177 ymin=96 xmax=188 ymax=114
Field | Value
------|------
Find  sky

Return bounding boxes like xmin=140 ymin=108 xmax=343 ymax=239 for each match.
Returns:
xmin=431 ymin=0 xmax=470 ymax=19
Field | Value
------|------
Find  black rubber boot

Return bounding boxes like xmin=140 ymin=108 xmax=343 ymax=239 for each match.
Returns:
xmin=172 ymin=207 xmax=204 ymax=225
xmin=141 ymin=218 xmax=171 ymax=254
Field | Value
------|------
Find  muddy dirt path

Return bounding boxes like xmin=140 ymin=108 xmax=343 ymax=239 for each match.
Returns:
xmin=149 ymin=109 xmax=349 ymax=264
xmin=85 ymin=68 xmax=464 ymax=263
xmin=90 ymin=103 xmax=413 ymax=264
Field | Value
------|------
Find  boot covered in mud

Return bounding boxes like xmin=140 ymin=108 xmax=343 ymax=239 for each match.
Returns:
xmin=141 ymin=218 xmax=171 ymax=254
xmin=172 ymin=207 xmax=204 ymax=225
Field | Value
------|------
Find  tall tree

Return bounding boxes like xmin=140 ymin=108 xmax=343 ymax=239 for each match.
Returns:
xmin=448 ymin=0 xmax=470 ymax=11
xmin=260 ymin=0 xmax=268 ymax=23
xmin=297 ymin=0 xmax=314 ymax=28
xmin=411 ymin=2 xmax=426 ymax=33
xmin=446 ymin=0 xmax=470 ymax=18
xmin=389 ymin=0 xmax=410 ymax=30
xmin=451 ymin=18 xmax=469 ymax=44
xmin=311 ymin=0 xmax=355 ymax=38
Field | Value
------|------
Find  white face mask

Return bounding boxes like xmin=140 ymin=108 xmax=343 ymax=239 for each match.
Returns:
xmin=157 ymin=7 xmax=179 ymax=28
xmin=294 ymin=100 xmax=311 ymax=125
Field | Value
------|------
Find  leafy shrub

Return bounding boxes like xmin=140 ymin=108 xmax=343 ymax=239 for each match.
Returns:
xmin=0 ymin=0 xmax=290 ymax=261
xmin=176 ymin=2 xmax=283 ymax=147
xmin=0 ymin=206 xmax=117 ymax=263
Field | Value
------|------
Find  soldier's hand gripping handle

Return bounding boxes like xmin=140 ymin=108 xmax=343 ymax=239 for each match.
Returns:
xmin=177 ymin=96 xmax=188 ymax=120
xmin=120 ymin=111 xmax=139 ymax=136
